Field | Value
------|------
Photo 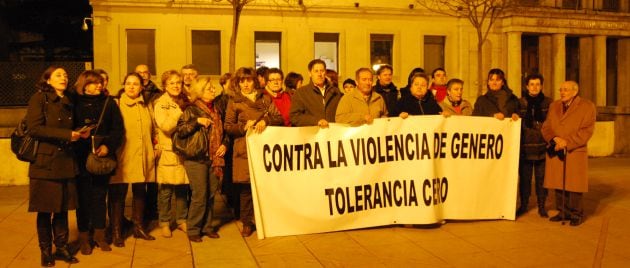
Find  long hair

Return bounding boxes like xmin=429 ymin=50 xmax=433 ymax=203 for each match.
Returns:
xmin=74 ymin=70 xmax=104 ymax=95
xmin=36 ymin=65 xmax=66 ymax=92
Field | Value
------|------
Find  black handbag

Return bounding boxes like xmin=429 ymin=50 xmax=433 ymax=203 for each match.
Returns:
xmin=172 ymin=125 xmax=209 ymax=160
xmin=11 ymin=92 xmax=47 ymax=163
xmin=85 ymin=97 xmax=117 ymax=175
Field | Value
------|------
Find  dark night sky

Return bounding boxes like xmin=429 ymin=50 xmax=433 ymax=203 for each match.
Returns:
xmin=0 ymin=0 xmax=93 ymax=61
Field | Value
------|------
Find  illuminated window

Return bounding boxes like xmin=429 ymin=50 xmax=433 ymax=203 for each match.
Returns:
xmin=314 ymin=33 xmax=339 ymax=71
xmin=424 ymin=36 xmax=445 ymax=75
xmin=255 ymin=32 xmax=281 ymax=69
xmin=191 ymin=30 xmax=221 ymax=75
xmin=126 ymin=29 xmax=156 ymax=74
xmin=370 ymin=34 xmax=393 ymax=71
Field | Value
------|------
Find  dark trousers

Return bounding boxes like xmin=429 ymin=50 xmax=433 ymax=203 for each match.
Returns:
xmin=518 ymin=159 xmax=547 ymax=207
xmin=36 ymin=212 xmax=69 ymax=249
xmin=236 ymin=183 xmax=254 ymax=227
xmin=184 ymin=160 xmax=219 ymax=236
xmin=555 ymin=189 xmax=583 ymax=218
xmin=144 ymin=183 xmax=158 ymax=221
xmin=76 ymin=174 xmax=109 ymax=231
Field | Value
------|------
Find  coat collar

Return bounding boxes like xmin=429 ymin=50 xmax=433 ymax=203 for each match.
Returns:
xmin=121 ymin=93 xmax=145 ymax=106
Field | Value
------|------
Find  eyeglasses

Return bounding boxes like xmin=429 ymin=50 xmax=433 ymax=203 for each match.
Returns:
xmin=268 ymin=78 xmax=283 ymax=82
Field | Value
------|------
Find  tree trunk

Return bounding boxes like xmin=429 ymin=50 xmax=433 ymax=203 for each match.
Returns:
xmin=229 ymin=4 xmax=242 ymax=73
xmin=476 ymin=31 xmax=485 ymax=97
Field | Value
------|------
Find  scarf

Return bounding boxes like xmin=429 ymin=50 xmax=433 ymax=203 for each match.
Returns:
xmin=194 ymin=100 xmax=225 ymax=177
xmin=524 ymin=93 xmax=545 ymax=128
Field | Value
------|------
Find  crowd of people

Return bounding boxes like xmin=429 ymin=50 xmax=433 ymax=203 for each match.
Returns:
xmin=24 ymin=59 xmax=595 ymax=266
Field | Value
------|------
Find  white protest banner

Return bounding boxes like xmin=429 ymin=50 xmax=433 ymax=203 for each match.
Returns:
xmin=246 ymin=115 xmax=520 ymax=239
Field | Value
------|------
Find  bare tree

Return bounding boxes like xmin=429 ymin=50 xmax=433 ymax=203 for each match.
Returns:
xmin=415 ymin=0 xmax=518 ymax=96
xmin=211 ymin=0 xmax=304 ymax=73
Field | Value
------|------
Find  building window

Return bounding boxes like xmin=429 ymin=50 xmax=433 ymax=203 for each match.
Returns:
xmin=314 ymin=33 xmax=339 ymax=71
xmin=603 ymin=0 xmax=619 ymax=11
xmin=255 ymin=32 xmax=281 ymax=69
xmin=606 ymin=38 xmax=618 ymax=106
xmin=370 ymin=34 xmax=393 ymax=71
xmin=562 ymin=0 xmax=581 ymax=9
xmin=521 ymin=35 xmax=539 ymax=85
xmin=126 ymin=29 xmax=156 ymax=74
xmin=191 ymin=30 xmax=221 ymax=75
xmin=424 ymin=36 xmax=445 ymax=75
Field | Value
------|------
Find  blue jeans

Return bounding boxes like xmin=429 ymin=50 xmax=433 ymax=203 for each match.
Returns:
xmin=184 ymin=160 xmax=219 ymax=236
xmin=158 ymin=184 xmax=189 ymax=226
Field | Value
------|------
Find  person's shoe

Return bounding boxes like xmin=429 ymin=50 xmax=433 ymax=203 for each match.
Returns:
xmin=549 ymin=213 xmax=569 ymax=222
xmin=94 ymin=229 xmax=112 ymax=251
xmin=207 ymin=231 xmax=220 ymax=239
xmin=161 ymin=225 xmax=172 ymax=238
xmin=40 ymin=247 xmax=55 ymax=267
xmin=516 ymin=205 xmax=527 ymax=217
xmin=53 ymin=246 xmax=79 ymax=264
xmin=241 ymin=225 xmax=254 ymax=237
xmin=177 ymin=223 xmax=187 ymax=233
xmin=133 ymin=224 xmax=156 ymax=240
xmin=570 ymin=216 xmax=583 ymax=226
xmin=538 ymin=205 xmax=549 ymax=218
xmin=78 ymin=231 xmax=92 ymax=255
xmin=188 ymin=235 xmax=203 ymax=243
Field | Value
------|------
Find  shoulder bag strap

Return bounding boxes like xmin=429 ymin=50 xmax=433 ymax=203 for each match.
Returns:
xmin=91 ymin=96 xmax=111 ymax=153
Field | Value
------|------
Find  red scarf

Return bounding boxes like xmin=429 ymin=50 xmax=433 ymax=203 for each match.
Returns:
xmin=194 ymin=100 xmax=225 ymax=177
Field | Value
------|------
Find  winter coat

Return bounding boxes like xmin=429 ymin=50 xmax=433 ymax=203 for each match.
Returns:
xmin=519 ymin=94 xmax=553 ymax=161
xmin=542 ymin=96 xmax=596 ymax=193
xmin=373 ymin=81 xmax=400 ymax=116
xmin=439 ymin=98 xmax=473 ymax=116
xmin=264 ymin=90 xmax=292 ymax=126
xmin=74 ymin=94 xmax=124 ymax=176
xmin=395 ymin=90 xmax=442 ymax=116
xmin=289 ymin=81 xmax=342 ymax=126
xmin=335 ymin=89 xmax=388 ymax=126
xmin=111 ymin=94 xmax=156 ymax=184
xmin=472 ymin=88 xmax=520 ymax=117
xmin=26 ymin=90 xmax=79 ymax=179
xmin=154 ymin=93 xmax=189 ymax=185
xmin=224 ymin=89 xmax=284 ymax=183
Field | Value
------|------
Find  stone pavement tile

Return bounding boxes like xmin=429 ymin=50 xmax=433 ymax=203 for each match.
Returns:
xmin=460 ymin=232 xmax=531 ymax=252
xmin=475 ymin=218 xmax=547 ymax=233
xmin=416 ymin=237 xmax=484 ymax=257
xmin=490 ymin=247 xmax=572 ymax=267
xmin=435 ymin=251 xmax=513 ymax=267
xmin=345 ymin=227 xmax=410 ymax=246
xmin=193 ymin=222 xmax=257 ymax=267
xmin=394 ymin=225 xmax=458 ymax=242
xmin=297 ymin=232 xmax=383 ymax=267
xmin=604 ymin=234 xmax=630 ymax=258
xmin=255 ymin=252 xmax=321 ymax=267
xmin=0 ymin=186 xmax=28 ymax=206
xmin=599 ymin=252 xmax=630 ymax=267
xmin=361 ymin=241 xmax=448 ymax=266
xmin=6 ymin=235 xmax=41 ymax=268
xmin=440 ymin=221 xmax=500 ymax=238
xmin=131 ymin=229 xmax=193 ymax=267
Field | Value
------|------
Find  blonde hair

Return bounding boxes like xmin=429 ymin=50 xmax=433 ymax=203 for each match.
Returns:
xmin=189 ymin=77 xmax=223 ymax=102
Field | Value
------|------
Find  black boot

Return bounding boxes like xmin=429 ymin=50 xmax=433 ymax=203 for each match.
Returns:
xmin=94 ymin=229 xmax=112 ymax=251
xmin=516 ymin=203 xmax=528 ymax=217
xmin=78 ymin=231 xmax=93 ymax=255
xmin=37 ymin=213 xmax=55 ymax=267
xmin=538 ymin=204 xmax=548 ymax=218
xmin=132 ymin=194 xmax=155 ymax=240
xmin=110 ymin=184 xmax=126 ymax=247
xmin=52 ymin=212 xmax=79 ymax=264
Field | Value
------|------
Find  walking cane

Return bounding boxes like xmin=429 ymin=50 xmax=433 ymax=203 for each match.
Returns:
xmin=561 ymin=148 xmax=567 ymax=225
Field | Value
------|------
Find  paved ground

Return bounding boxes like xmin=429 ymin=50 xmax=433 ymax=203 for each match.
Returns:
xmin=1 ymin=157 xmax=629 ymax=267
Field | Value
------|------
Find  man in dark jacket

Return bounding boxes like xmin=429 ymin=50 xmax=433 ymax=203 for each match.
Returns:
xmin=517 ymin=74 xmax=553 ymax=217
xmin=373 ymin=64 xmax=399 ymax=116
xmin=135 ymin=64 xmax=161 ymax=105
xmin=289 ymin=59 xmax=342 ymax=127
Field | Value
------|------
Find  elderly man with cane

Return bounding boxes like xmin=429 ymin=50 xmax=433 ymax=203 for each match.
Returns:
xmin=541 ymin=81 xmax=596 ymax=226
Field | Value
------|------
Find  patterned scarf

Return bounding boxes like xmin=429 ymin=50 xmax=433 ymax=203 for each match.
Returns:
xmin=194 ymin=100 xmax=225 ymax=177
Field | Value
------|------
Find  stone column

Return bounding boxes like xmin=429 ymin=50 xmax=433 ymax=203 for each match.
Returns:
xmin=582 ymin=0 xmax=593 ymax=10
xmin=539 ymin=35 xmax=553 ymax=97
xmin=621 ymin=0 xmax=629 ymax=12
xmin=618 ymin=39 xmax=630 ymax=107
xmin=551 ymin=34 xmax=566 ymax=100
xmin=579 ymin=37 xmax=595 ymax=103
xmin=594 ymin=35 xmax=607 ymax=106
xmin=507 ymin=32 xmax=522 ymax=97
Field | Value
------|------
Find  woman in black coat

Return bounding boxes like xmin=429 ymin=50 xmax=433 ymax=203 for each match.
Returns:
xmin=396 ymin=72 xmax=442 ymax=117
xmin=26 ymin=66 xmax=88 ymax=266
xmin=472 ymin=68 xmax=520 ymax=120
xmin=72 ymin=70 xmax=124 ymax=254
